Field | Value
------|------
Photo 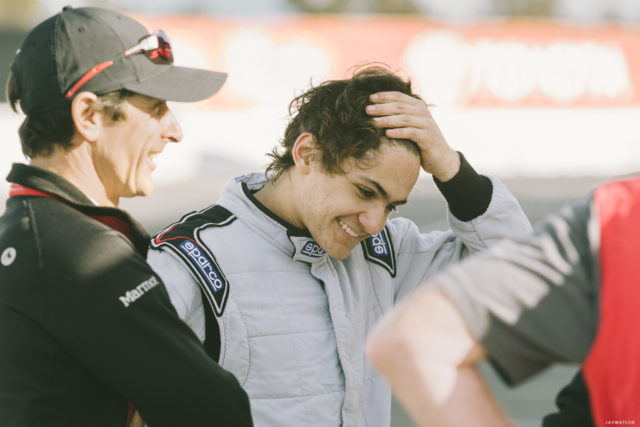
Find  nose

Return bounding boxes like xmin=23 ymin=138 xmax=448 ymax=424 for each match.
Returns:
xmin=161 ymin=108 xmax=183 ymax=143
xmin=358 ymin=204 xmax=388 ymax=235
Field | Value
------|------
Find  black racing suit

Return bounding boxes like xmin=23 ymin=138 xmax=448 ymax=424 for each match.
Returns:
xmin=0 ymin=164 xmax=252 ymax=427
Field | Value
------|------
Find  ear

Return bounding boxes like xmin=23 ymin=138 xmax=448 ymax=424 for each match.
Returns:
xmin=291 ymin=132 xmax=317 ymax=174
xmin=70 ymin=92 xmax=102 ymax=143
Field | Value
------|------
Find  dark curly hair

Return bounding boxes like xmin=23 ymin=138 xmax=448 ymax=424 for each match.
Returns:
xmin=265 ymin=66 xmax=421 ymax=179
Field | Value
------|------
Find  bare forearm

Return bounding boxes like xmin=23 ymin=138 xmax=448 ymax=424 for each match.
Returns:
xmin=367 ymin=286 xmax=512 ymax=426
xmin=391 ymin=362 xmax=512 ymax=427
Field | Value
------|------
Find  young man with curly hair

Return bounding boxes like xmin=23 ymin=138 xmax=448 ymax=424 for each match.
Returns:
xmin=148 ymin=66 xmax=532 ymax=426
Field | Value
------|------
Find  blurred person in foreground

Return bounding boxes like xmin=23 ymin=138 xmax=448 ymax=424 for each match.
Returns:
xmin=366 ymin=175 xmax=640 ymax=427
xmin=147 ymin=65 xmax=532 ymax=426
xmin=0 ymin=6 xmax=252 ymax=427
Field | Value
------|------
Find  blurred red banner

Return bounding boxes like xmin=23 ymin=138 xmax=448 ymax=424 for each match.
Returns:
xmin=134 ymin=15 xmax=640 ymax=108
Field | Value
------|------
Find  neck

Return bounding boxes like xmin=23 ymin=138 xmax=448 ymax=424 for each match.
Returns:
xmin=254 ymin=172 xmax=303 ymax=229
xmin=30 ymin=144 xmax=117 ymax=207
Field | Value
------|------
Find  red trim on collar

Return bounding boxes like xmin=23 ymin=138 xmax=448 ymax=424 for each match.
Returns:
xmin=9 ymin=183 xmax=132 ymax=241
xmin=9 ymin=183 xmax=62 ymax=201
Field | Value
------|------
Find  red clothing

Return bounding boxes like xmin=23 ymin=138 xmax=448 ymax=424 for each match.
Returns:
xmin=583 ymin=178 xmax=640 ymax=426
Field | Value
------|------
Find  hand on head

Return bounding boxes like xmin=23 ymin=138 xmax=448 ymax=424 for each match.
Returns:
xmin=366 ymin=91 xmax=460 ymax=182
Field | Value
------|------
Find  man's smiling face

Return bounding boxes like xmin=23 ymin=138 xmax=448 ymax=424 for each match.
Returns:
xmin=294 ymin=142 xmax=420 ymax=260
xmin=94 ymin=93 xmax=183 ymax=205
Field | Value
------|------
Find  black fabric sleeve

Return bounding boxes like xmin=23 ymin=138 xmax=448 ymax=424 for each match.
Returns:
xmin=437 ymin=195 xmax=599 ymax=385
xmin=43 ymin=228 xmax=252 ymax=427
xmin=542 ymin=370 xmax=594 ymax=427
xmin=433 ymin=152 xmax=493 ymax=222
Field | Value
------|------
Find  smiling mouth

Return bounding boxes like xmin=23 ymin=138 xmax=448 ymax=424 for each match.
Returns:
xmin=338 ymin=218 xmax=364 ymax=239
xmin=147 ymin=152 xmax=160 ymax=169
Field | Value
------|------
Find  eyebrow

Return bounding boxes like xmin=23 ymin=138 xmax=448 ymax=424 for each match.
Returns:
xmin=361 ymin=177 xmax=408 ymax=206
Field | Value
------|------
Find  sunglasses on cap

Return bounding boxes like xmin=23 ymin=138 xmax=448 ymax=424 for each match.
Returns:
xmin=65 ymin=29 xmax=173 ymax=99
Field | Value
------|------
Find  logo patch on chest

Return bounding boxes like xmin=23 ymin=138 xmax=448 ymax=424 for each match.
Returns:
xmin=1 ymin=247 xmax=16 ymax=267
xmin=301 ymin=240 xmax=325 ymax=258
xmin=362 ymin=227 xmax=396 ymax=277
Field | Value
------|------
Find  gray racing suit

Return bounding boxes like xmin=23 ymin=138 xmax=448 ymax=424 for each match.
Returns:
xmin=148 ymin=165 xmax=531 ymax=427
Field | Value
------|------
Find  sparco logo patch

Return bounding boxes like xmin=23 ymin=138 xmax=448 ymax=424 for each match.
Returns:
xmin=119 ymin=275 xmax=160 ymax=307
xmin=362 ymin=227 xmax=396 ymax=277
xmin=370 ymin=233 xmax=389 ymax=256
xmin=179 ymin=240 xmax=226 ymax=294
xmin=301 ymin=241 xmax=325 ymax=258
xmin=150 ymin=205 xmax=234 ymax=317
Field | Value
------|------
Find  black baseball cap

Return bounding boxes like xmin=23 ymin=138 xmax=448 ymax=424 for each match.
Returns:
xmin=10 ymin=6 xmax=228 ymax=114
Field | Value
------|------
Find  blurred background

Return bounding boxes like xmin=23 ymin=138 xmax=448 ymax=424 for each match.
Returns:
xmin=1 ymin=0 xmax=639 ymax=425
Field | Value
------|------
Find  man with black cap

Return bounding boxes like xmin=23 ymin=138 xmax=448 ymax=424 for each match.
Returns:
xmin=0 ymin=6 xmax=252 ymax=427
